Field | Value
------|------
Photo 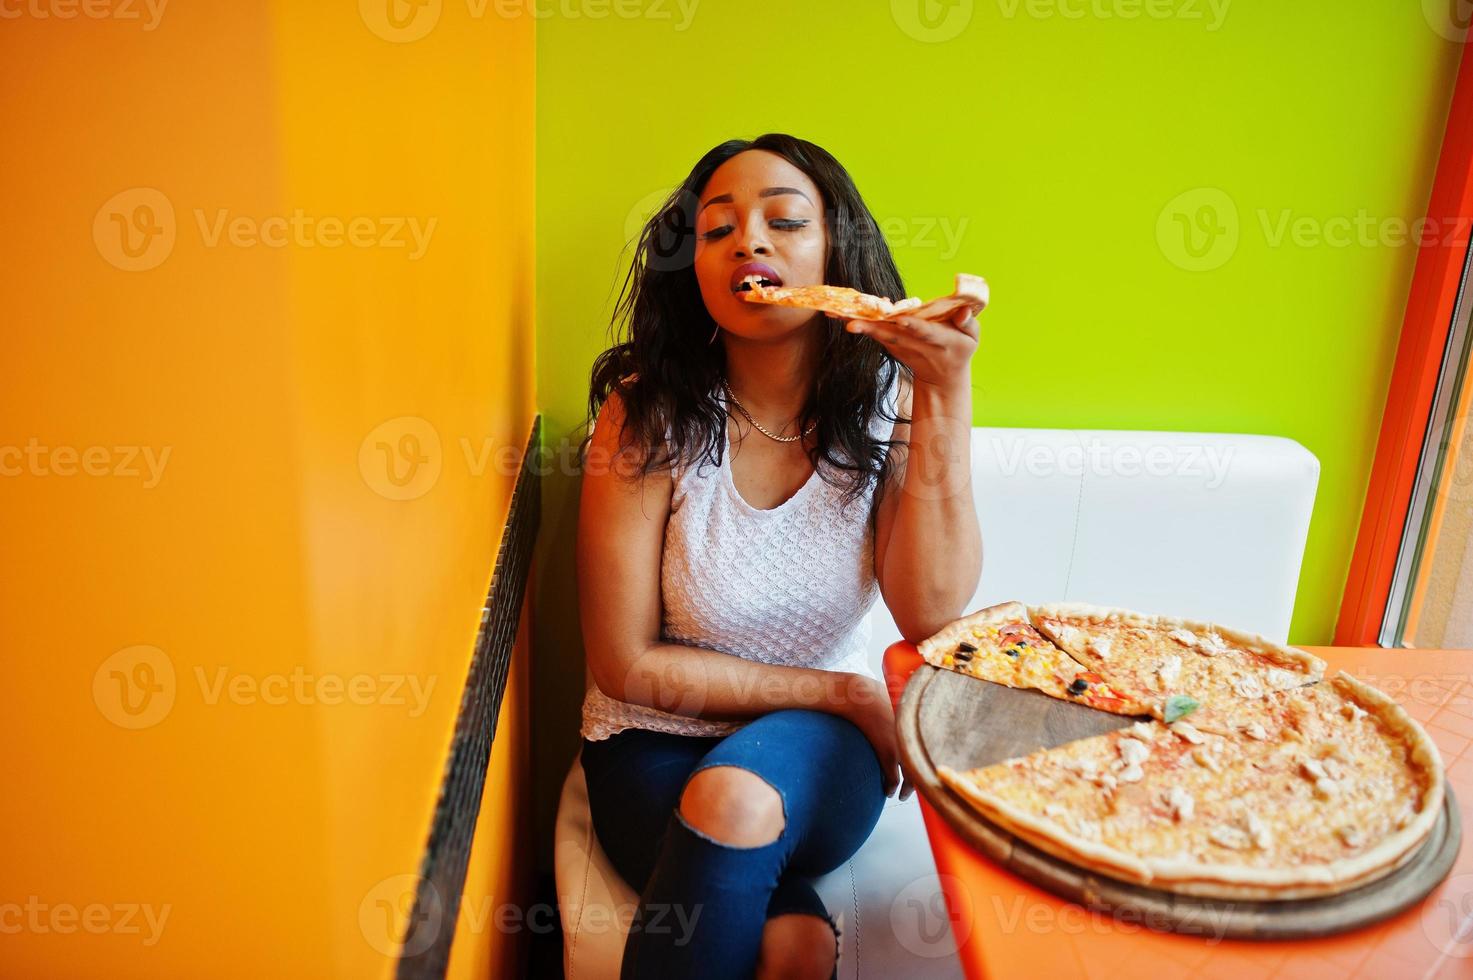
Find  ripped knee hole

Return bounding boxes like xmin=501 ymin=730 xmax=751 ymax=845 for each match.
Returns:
xmin=678 ymin=765 xmax=786 ymax=847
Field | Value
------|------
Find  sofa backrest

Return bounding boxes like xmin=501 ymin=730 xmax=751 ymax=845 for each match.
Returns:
xmin=864 ymin=428 xmax=1320 ymax=671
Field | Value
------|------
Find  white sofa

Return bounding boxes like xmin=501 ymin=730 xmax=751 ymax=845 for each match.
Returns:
xmin=555 ymin=428 xmax=1320 ymax=978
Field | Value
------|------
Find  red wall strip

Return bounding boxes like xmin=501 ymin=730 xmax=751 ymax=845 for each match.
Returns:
xmin=1337 ymin=42 xmax=1473 ymax=645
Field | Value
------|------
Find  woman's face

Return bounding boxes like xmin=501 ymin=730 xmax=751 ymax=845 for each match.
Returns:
xmin=692 ymin=150 xmax=829 ymax=339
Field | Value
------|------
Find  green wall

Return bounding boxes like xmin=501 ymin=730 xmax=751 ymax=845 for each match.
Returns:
xmin=532 ymin=1 xmax=1462 ymax=853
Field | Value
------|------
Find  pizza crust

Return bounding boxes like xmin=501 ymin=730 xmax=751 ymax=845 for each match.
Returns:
xmin=889 ymin=273 xmax=989 ymax=323
xmin=1027 ymin=601 xmax=1327 ymax=680
xmin=917 ymin=600 xmax=1030 ymax=667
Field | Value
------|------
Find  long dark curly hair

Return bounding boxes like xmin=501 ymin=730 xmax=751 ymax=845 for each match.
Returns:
xmin=585 ymin=133 xmax=911 ymax=512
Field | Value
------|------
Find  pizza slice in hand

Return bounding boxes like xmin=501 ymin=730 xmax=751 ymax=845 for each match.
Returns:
xmin=885 ymin=272 xmax=989 ymax=323
xmin=739 ymin=282 xmax=923 ymax=320
xmin=918 ymin=601 xmax=1154 ymax=717
xmin=1030 ymin=603 xmax=1326 ymax=729
xmin=740 ymin=272 xmax=989 ymax=323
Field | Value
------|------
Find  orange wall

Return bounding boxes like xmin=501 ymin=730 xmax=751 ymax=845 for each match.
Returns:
xmin=0 ymin=5 xmax=535 ymax=978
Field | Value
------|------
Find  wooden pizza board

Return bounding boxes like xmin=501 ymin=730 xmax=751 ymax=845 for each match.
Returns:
xmin=897 ymin=663 xmax=1462 ymax=940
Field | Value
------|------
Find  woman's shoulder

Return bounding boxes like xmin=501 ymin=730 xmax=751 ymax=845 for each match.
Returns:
xmin=592 ymin=378 xmax=687 ymax=481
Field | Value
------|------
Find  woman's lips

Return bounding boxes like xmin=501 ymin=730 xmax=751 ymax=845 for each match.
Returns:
xmin=730 ymin=262 xmax=784 ymax=293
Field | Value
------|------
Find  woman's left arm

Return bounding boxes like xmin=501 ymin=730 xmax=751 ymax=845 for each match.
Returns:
xmin=852 ymin=309 xmax=984 ymax=643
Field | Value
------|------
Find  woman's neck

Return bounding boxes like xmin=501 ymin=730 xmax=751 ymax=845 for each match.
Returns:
xmin=720 ymin=321 xmax=823 ymax=421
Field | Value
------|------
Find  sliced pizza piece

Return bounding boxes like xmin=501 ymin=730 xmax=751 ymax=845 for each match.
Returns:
xmin=885 ymin=272 xmax=989 ymax=323
xmin=918 ymin=601 xmax=1154 ymax=716
xmin=741 ymin=273 xmax=990 ymax=324
xmin=937 ymin=673 xmax=1443 ymax=899
xmin=740 ymin=282 xmax=922 ymax=320
xmin=1029 ymin=602 xmax=1326 ymax=727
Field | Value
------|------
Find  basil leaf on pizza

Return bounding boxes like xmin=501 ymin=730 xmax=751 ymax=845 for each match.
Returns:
xmin=1164 ymin=694 xmax=1200 ymax=723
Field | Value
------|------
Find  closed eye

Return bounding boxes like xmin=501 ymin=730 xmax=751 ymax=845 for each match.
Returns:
xmin=699 ymin=218 xmax=811 ymax=241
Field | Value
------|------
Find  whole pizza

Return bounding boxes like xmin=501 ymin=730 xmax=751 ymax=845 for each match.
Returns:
xmin=919 ymin=601 xmax=1446 ymax=900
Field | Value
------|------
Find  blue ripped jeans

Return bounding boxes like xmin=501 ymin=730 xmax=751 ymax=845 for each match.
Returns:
xmin=580 ymin=708 xmax=887 ymax=979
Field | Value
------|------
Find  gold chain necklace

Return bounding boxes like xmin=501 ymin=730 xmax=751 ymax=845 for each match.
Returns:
xmin=721 ymin=380 xmax=816 ymax=444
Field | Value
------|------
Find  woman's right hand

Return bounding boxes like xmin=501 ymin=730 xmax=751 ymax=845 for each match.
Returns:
xmin=837 ymin=673 xmax=913 ymax=801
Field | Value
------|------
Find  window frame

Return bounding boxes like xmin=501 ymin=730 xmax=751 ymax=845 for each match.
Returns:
xmin=1337 ymin=41 xmax=1473 ymax=646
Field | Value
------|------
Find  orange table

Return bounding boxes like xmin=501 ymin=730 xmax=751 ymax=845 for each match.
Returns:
xmin=883 ymin=643 xmax=1473 ymax=980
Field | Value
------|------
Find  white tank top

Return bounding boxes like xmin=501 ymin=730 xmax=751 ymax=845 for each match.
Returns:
xmin=580 ymin=371 xmax=901 ymax=741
